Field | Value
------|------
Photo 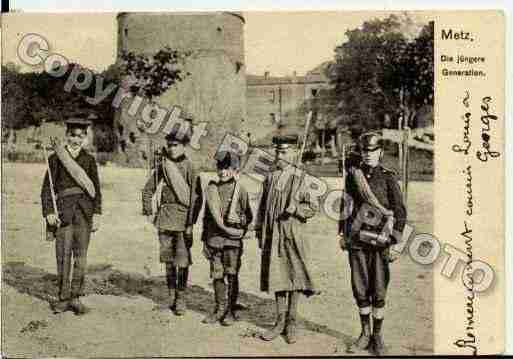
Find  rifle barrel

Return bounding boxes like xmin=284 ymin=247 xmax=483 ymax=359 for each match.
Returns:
xmin=297 ymin=111 xmax=313 ymax=166
xmin=43 ymin=145 xmax=59 ymax=219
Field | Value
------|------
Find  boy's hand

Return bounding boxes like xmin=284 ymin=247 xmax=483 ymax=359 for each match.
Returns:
xmin=385 ymin=244 xmax=401 ymax=263
xmin=338 ymin=233 xmax=348 ymax=251
xmin=46 ymin=214 xmax=60 ymax=227
xmin=285 ymin=203 xmax=297 ymax=216
xmin=92 ymin=214 xmax=101 ymax=232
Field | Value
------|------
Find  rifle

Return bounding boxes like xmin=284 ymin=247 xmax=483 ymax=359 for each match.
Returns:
xmin=285 ymin=111 xmax=312 ymax=214
xmin=297 ymin=111 xmax=313 ymax=167
xmin=150 ymin=145 xmax=164 ymax=221
xmin=42 ymin=138 xmax=60 ymax=241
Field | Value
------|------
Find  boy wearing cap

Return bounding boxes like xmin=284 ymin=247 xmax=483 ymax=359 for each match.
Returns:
xmin=142 ymin=123 xmax=201 ymax=316
xmin=201 ymin=151 xmax=253 ymax=326
xmin=255 ymin=135 xmax=319 ymax=344
xmin=40 ymin=117 xmax=102 ymax=315
xmin=338 ymin=132 xmax=407 ymax=355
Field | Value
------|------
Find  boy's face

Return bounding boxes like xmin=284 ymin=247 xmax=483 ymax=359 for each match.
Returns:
xmin=275 ymin=147 xmax=296 ymax=165
xmin=66 ymin=128 xmax=87 ymax=151
xmin=361 ymin=148 xmax=382 ymax=168
xmin=167 ymin=141 xmax=185 ymax=159
xmin=217 ymin=165 xmax=236 ymax=182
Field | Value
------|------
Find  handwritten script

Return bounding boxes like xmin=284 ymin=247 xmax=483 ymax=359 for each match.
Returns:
xmin=476 ymin=96 xmax=500 ymax=162
xmin=452 ymin=91 xmax=478 ymax=355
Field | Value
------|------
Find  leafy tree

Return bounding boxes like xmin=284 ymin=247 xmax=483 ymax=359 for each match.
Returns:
xmin=328 ymin=15 xmax=434 ymax=131
xmin=119 ymin=46 xmax=191 ymax=100
xmin=112 ymin=47 xmax=192 ymax=159
xmin=2 ymin=62 xmax=120 ymax=150
xmin=1 ymin=64 xmax=31 ymax=129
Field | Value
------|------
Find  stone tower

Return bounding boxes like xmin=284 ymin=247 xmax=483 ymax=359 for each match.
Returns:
xmin=115 ymin=12 xmax=246 ymax=169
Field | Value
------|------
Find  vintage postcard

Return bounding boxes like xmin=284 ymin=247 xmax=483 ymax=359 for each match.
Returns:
xmin=0 ymin=10 xmax=505 ymax=356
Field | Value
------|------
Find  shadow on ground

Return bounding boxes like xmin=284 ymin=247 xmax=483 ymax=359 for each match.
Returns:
xmin=3 ymin=261 xmax=352 ymax=346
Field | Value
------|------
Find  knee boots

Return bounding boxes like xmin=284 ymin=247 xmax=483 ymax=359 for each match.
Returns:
xmin=202 ymin=278 xmax=227 ymax=324
xmin=221 ymin=275 xmax=237 ymax=326
xmin=166 ymin=264 xmax=188 ymax=316
xmin=202 ymin=275 xmax=239 ymax=325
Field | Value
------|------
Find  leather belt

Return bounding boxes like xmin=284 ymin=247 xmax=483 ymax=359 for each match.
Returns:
xmin=58 ymin=187 xmax=85 ymax=198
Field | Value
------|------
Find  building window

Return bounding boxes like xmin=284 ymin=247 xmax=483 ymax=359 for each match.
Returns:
xmin=311 ymin=89 xmax=318 ymax=97
xmin=269 ymin=90 xmax=275 ymax=103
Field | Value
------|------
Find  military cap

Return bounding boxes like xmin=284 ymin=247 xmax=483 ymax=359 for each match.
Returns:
xmin=65 ymin=117 xmax=92 ymax=130
xmin=272 ymin=134 xmax=298 ymax=150
xmin=358 ymin=132 xmax=383 ymax=152
xmin=215 ymin=151 xmax=241 ymax=170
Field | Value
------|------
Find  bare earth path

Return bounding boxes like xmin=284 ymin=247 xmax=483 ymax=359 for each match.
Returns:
xmin=2 ymin=163 xmax=433 ymax=357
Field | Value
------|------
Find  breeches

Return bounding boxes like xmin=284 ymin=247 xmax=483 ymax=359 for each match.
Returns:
xmin=348 ymin=248 xmax=390 ymax=308
xmin=158 ymin=231 xmax=191 ymax=267
xmin=209 ymin=246 xmax=242 ymax=279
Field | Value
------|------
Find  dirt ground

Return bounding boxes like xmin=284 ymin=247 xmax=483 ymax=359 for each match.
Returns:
xmin=2 ymin=163 xmax=434 ymax=357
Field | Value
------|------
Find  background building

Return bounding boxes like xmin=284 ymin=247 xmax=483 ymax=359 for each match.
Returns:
xmin=115 ymin=12 xmax=246 ymax=169
xmin=245 ymin=62 xmax=331 ymax=143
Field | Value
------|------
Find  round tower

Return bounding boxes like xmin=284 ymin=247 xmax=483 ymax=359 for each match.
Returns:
xmin=115 ymin=12 xmax=246 ymax=169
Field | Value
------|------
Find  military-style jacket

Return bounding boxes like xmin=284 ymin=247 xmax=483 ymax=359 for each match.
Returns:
xmin=339 ymin=161 xmax=407 ymax=248
xmin=202 ymin=178 xmax=253 ymax=248
xmin=142 ymin=154 xmax=201 ymax=232
xmin=40 ymin=149 xmax=102 ymax=226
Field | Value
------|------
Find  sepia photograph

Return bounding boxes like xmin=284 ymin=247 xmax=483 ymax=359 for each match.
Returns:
xmin=5 ymin=9 xmax=501 ymax=357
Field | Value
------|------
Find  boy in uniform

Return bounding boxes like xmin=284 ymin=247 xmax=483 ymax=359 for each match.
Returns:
xmin=41 ymin=117 xmax=102 ymax=315
xmin=339 ymin=132 xmax=407 ymax=355
xmin=142 ymin=119 xmax=200 ymax=316
xmin=201 ymin=151 xmax=253 ymax=326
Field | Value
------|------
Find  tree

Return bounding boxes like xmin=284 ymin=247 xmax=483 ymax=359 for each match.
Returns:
xmin=119 ymin=46 xmax=191 ymax=100
xmin=1 ymin=64 xmax=31 ymax=129
xmin=111 ymin=47 xmax=192 ymax=163
xmin=328 ymin=15 xmax=434 ymax=132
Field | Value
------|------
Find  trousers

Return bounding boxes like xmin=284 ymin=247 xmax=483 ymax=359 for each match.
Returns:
xmin=348 ymin=248 xmax=390 ymax=308
xmin=55 ymin=207 xmax=92 ymax=300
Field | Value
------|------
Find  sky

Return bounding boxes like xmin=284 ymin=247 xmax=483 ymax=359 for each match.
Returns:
xmin=1 ymin=10 xmax=433 ymax=76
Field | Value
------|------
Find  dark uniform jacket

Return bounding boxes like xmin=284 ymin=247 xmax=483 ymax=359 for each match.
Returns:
xmin=339 ymin=159 xmax=407 ymax=249
xmin=41 ymin=149 xmax=102 ymax=226
xmin=142 ymin=154 xmax=200 ymax=232
xmin=202 ymin=178 xmax=253 ymax=248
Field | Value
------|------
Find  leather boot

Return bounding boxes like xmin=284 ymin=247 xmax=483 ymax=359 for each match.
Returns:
xmin=202 ymin=279 xmax=226 ymax=324
xmin=372 ymin=317 xmax=386 ymax=356
xmin=347 ymin=313 xmax=372 ymax=353
xmin=165 ymin=263 xmax=177 ymax=310
xmin=174 ymin=268 xmax=187 ymax=316
xmin=284 ymin=291 xmax=299 ymax=344
xmin=260 ymin=291 xmax=287 ymax=341
xmin=222 ymin=275 xmax=236 ymax=326
xmin=231 ymin=275 xmax=241 ymax=320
